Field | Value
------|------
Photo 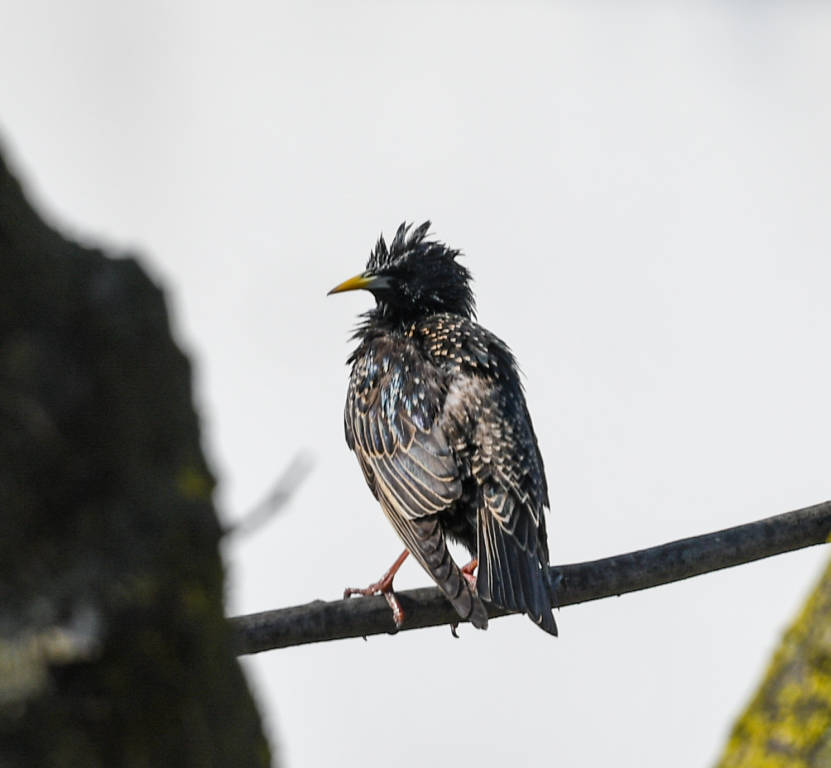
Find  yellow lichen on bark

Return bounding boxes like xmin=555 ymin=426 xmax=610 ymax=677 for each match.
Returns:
xmin=715 ymin=559 xmax=831 ymax=768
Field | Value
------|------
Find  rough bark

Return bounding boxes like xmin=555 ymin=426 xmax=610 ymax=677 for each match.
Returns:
xmin=0 ymin=146 xmax=270 ymax=767
xmin=715 ymin=558 xmax=831 ymax=767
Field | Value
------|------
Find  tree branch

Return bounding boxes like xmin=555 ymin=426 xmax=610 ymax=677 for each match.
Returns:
xmin=224 ymin=453 xmax=314 ymax=538
xmin=230 ymin=500 xmax=831 ymax=654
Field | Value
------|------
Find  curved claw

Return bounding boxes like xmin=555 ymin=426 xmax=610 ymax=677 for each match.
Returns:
xmin=383 ymin=590 xmax=405 ymax=628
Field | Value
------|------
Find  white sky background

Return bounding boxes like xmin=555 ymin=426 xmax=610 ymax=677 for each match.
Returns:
xmin=3 ymin=2 xmax=831 ymax=765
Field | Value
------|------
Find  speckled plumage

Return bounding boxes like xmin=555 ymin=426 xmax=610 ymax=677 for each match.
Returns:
xmin=335 ymin=222 xmax=557 ymax=634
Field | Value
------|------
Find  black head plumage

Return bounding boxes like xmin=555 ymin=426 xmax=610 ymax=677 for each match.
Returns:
xmin=363 ymin=221 xmax=475 ymax=322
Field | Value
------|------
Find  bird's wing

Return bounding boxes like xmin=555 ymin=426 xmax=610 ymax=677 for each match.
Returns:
xmin=451 ymin=338 xmax=557 ymax=635
xmin=345 ymin=354 xmax=487 ymax=627
xmin=353 ymin=408 xmax=462 ymax=518
xmin=477 ymin=480 xmax=557 ymax=635
xmin=345 ymin=344 xmax=462 ymax=518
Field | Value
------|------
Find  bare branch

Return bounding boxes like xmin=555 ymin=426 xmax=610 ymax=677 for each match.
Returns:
xmin=230 ymin=500 xmax=831 ymax=654
xmin=225 ymin=453 xmax=314 ymax=537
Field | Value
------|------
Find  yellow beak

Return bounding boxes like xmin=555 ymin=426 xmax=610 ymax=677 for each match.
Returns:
xmin=327 ymin=272 xmax=377 ymax=295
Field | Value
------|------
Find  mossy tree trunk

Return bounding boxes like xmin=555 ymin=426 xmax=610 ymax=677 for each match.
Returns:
xmin=715 ymin=559 xmax=831 ymax=767
xmin=0 ymin=147 xmax=271 ymax=767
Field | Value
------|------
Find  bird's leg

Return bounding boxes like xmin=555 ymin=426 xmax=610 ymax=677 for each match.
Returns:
xmin=342 ymin=549 xmax=410 ymax=597
xmin=460 ymin=558 xmax=479 ymax=590
xmin=343 ymin=549 xmax=410 ymax=628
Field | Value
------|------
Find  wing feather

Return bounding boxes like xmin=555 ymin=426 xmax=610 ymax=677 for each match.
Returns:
xmin=442 ymin=337 xmax=556 ymax=634
xmin=345 ymin=347 xmax=486 ymax=627
xmin=477 ymin=484 xmax=557 ymax=635
xmin=359 ymin=418 xmax=460 ymax=517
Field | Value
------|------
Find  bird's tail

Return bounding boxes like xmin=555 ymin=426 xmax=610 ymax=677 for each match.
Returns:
xmin=476 ymin=502 xmax=558 ymax=636
xmin=390 ymin=513 xmax=489 ymax=629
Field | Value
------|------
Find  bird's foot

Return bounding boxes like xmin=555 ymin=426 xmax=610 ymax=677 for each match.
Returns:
xmin=343 ymin=550 xmax=410 ymax=629
xmin=343 ymin=579 xmax=406 ymax=628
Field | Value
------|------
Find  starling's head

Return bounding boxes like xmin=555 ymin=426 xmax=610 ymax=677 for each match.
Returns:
xmin=328 ymin=221 xmax=475 ymax=321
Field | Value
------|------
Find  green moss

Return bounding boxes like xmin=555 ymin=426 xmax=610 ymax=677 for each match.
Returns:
xmin=715 ymin=559 xmax=831 ymax=767
xmin=177 ymin=464 xmax=216 ymax=502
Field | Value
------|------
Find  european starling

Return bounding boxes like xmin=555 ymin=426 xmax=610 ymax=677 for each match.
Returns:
xmin=329 ymin=222 xmax=557 ymax=635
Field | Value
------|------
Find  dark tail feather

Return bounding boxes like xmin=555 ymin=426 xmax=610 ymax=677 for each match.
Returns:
xmin=404 ymin=516 xmax=489 ymax=629
xmin=477 ymin=508 xmax=558 ymax=636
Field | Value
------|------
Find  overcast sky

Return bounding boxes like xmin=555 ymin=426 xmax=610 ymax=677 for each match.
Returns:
xmin=3 ymin=2 xmax=831 ymax=765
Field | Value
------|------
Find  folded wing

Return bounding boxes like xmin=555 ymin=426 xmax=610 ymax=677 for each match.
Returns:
xmin=345 ymin=355 xmax=488 ymax=628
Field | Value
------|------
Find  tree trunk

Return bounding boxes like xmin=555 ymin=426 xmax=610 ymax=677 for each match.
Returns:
xmin=0 ymin=146 xmax=271 ymax=767
xmin=715 ymin=559 xmax=831 ymax=767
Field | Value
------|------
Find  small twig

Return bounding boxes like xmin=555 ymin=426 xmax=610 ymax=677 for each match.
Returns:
xmin=230 ymin=500 xmax=831 ymax=654
xmin=225 ymin=453 xmax=314 ymax=537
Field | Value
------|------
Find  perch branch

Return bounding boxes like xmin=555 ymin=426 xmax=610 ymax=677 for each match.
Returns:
xmin=230 ymin=500 xmax=831 ymax=654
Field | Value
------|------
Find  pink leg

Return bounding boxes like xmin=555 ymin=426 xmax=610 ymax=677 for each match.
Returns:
xmin=343 ymin=550 xmax=410 ymax=628
xmin=460 ymin=558 xmax=479 ymax=590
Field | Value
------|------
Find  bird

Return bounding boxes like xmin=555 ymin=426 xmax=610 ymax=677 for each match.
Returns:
xmin=328 ymin=221 xmax=557 ymax=635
